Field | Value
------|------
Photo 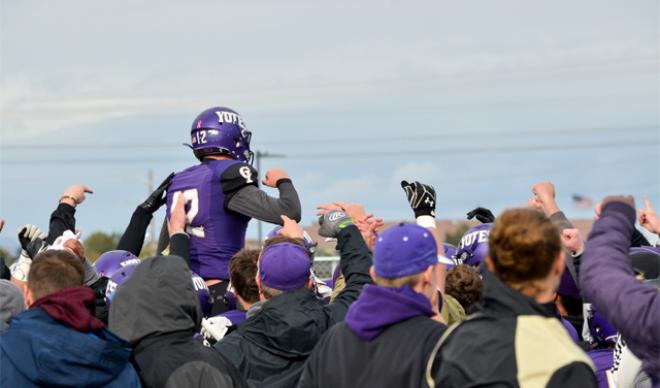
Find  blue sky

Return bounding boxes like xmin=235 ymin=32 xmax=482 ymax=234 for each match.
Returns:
xmin=1 ymin=0 xmax=658 ymax=249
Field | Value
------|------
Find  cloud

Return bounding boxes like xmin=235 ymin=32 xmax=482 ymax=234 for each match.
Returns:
xmin=390 ymin=162 xmax=445 ymax=188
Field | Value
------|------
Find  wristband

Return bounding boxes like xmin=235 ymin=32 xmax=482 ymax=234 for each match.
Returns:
xmin=416 ymin=215 xmax=436 ymax=229
xmin=60 ymin=195 xmax=78 ymax=205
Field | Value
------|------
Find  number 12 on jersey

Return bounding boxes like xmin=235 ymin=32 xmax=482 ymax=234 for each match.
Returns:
xmin=171 ymin=189 xmax=206 ymax=238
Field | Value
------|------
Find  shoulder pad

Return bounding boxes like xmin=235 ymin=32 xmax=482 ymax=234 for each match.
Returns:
xmin=221 ymin=162 xmax=259 ymax=194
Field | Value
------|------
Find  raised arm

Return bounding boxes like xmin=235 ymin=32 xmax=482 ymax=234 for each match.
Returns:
xmin=316 ymin=205 xmax=373 ymax=322
xmin=580 ymin=197 xmax=660 ymax=355
xmin=46 ymin=184 xmax=93 ymax=244
xmin=224 ymin=166 xmax=301 ymax=224
xmin=117 ymin=173 xmax=174 ymax=256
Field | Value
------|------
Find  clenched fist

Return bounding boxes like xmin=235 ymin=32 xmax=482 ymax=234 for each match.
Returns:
xmin=263 ymin=168 xmax=290 ymax=188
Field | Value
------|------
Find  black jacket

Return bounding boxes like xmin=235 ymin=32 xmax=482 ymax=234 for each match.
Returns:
xmin=109 ymin=253 xmax=245 ymax=388
xmin=299 ymin=316 xmax=445 ymax=388
xmin=214 ymin=225 xmax=373 ymax=388
xmin=429 ymin=269 xmax=597 ymax=388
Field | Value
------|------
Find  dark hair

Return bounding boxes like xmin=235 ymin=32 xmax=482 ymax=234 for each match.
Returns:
xmin=489 ymin=208 xmax=561 ymax=285
xmin=229 ymin=249 xmax=260 ymax=304
xmin=28 ymin=250 xmax=84 ymax=301
xmin=445 ymin=265 xmax=483 ymax=310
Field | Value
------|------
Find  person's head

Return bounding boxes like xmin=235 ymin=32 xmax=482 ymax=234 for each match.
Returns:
xmin=25 ymin=250 xmax=84 ymax=306
xmin=94 ymin=250 xmax=140 ymax=278
xmin=445 ymin=265 xmax=483 ymax=311
xmin=229 ymin=249 xmax=261 ymax=308
xmin=371 ymin=223 xmax=441 ymax=302
xmin=257 ymin=238 xmax=313 ymax=301
xmin=455 ymin=223 xmax=492 ymax=268
xmin=0 ymin=279 xmax=24 ymax=327
xmin=189 ymin=106 xmax=253 ymax=163
xmin=486 ymin=208 xmax=564 ymax=303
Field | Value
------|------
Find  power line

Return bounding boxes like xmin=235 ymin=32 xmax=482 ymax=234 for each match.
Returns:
xmin=1 ymin=140 xmax=656 ymax=165
xmin=1 ymin=124 xmax=657 ymax=150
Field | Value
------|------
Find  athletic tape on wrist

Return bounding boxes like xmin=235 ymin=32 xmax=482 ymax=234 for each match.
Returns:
xmin=416 ymin=215 xmax=436 ymax=229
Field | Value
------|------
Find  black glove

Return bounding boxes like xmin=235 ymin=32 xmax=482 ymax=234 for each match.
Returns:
xmin=18 ymin=224 xmax=47 ymax=259
xmin=401 ymin=180 xmax=436 ymax=218
xmin=139 ymin=173 xmax=175 ymax=213
xmin=466 ymin=207 xmax=495 ymax=224
xmin=318 ymin=210 xmax=355 ymax=239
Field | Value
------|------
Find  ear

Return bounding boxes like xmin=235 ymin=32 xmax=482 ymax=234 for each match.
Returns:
xmin=422 ymin=265 xmax=435 ymax=284
xmin=24 ymin=287 xmax=34 ymax=308
xmin=369 ymin=266 xmax=378 ymax=283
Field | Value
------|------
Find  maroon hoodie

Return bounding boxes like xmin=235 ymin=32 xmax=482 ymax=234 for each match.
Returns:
xmin=31 ymin=287 xmax=104 ymax=332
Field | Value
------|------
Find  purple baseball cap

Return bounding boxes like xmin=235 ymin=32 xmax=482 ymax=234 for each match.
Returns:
xmin=374 ymin=223 xmax=438 ymax=279
xmin=259 ymin=243 xmax=312 ymax=291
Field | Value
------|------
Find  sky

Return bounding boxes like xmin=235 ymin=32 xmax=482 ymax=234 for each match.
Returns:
xmin=1 ymin=0 xmax=658 ymax=250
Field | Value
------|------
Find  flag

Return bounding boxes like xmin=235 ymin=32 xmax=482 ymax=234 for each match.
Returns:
xmin=572 ymin=194 xmax=594 ymax=210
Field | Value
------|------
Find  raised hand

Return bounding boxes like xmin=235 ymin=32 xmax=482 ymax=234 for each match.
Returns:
xmin=355 ymin=215 xmax=384 ymax=251
xmin=638 ymin=196 xmax=660 ymax=234
xmin=601 ymin=195 xmax=635 ymax=210
xmin=60 ymin=184 xmax=94 ymax=207
xmin=531 ymin=181 xmax=559 ymax=216
xmin=561 ymin=228 xmax=584 ymax=255
xmin=263 ymin=168 xmax=289 ymax=188
xmin=317 ymin=202 xmax=369 ymax=223
xmin=140 ymin=172 xmax=175 ymax=213
xmin=17 ymin=224 xmax=47 ymax=259
xmin=278 ymin=215 xmax=305 ymax=240
xmin=401 ymin=180 xmax=436 ymax=218
xmin=167 ymin=194 xmax=187 ymax=236
xmin=466 ymin=207 xmax=495 ymax=224
xmin=317 ymin=210 xmax=355 ymax=239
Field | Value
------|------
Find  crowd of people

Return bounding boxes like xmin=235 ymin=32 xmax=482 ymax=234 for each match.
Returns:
xmin=0 ymin=106 xmax=658 ymax=388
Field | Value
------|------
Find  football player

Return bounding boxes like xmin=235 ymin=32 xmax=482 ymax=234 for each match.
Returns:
xmin=161 ymin=106 xmax=301 ymax=315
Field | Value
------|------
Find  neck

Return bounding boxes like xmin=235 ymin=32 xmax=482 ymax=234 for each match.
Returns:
xmin=205 ymin=155 xmax=233 ymax=161
xmin=510 ymin=280 xmax=556 ymax=304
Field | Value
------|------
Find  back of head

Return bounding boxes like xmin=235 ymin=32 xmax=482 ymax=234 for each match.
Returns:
xmin=445 ymin=265 xmax=483 ymax=311
xmin=229 ymin=249 xmax=260 ymax=304
xmin=189 ymin=106 xmax=253 ymax=163
xmin=28 ymin=250 xmax=84 ymax=302
xmin=372 ymin=223 xmax=438 ymax=287
xmin=0 ymin=279 xmax=25 ymax=327
xmin=488 ymin=208 xmax=561 ymax=286
xmin=258 ymin=238 xmax=312 ymax=299
xmin=109 ymin=255 xmax=201 ymax=346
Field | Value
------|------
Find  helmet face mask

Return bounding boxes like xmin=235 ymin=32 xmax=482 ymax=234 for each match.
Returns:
xmin=189 ymin=107 xmax=253 ymax=164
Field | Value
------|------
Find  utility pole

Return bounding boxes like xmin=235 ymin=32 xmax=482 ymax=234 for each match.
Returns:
xmin=147 ymin=169 xmax=156 ymax=245
xmin=255 ymin=150 xmax=286 ymax=245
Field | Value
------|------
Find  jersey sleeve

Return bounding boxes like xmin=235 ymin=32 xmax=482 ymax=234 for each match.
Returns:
xmin=220 ymin=162 xmax=259 ymax=198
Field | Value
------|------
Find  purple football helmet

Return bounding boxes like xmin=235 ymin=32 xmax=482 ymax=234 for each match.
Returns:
xmin=105 ymin=262 xmax=139 ymax=306
xmin=94 ymin=250 xmax=141 ymax=278
xmin=188 ymin=107 xmax=253 ymax=163
xmin=455 ymin=223 xmax=492 ymax=267
xmin=191 ymin=271 xmax=212 ymax=315
xmin=587 ymin=304 xmax=617 ymax=345
xmin=442 ymin=243 xmax=457 ymax=259
xmin=629 ymin=247 xmax=660 ymax=280
xmin=266 ymin=226 xmax=317 ymax=258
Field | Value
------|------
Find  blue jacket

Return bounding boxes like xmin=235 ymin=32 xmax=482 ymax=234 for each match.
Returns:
xmin=0 ymin=307 xmax=141 ymax=388
xmin=581 ymin=201 xmax=660 ymax=383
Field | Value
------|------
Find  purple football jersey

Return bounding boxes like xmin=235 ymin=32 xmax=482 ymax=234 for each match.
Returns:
xmin=167 ymin=160 xmax=251 ymax=280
